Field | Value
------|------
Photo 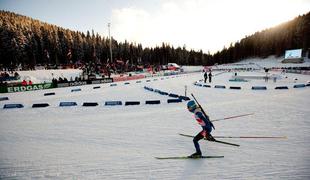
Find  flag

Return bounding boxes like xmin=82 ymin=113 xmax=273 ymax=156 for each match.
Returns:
xmin=44 ymin=49 xmax=50 ymax=59
xmin=67 ymin=49 xmax=72 ymax=60
xmin=116 ymin=59 xmax=124 ymax=65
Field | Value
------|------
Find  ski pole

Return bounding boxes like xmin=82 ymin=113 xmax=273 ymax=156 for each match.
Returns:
xmin=213 ymin=135 xmax=287 ymax=139
xmin=179 ymin=133 xmax=239 ymax=147
xmin=179 ymin=133 xmax=286 ymax=139
xmin=211 ymin=113 xmax=254 ymax=122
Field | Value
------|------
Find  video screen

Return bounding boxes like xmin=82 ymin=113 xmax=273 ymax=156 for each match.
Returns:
xmin=285 ymin=49 xmax=302 ymax=59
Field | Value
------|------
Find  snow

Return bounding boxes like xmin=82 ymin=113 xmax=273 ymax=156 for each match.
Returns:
xmin=0 ymin=58 xmax=310 ymax=179
xmin=215 ymin=56 xmax=310 ymax=69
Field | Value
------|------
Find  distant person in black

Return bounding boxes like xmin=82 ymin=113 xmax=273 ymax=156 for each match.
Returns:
xmin=108 ymin=70 xmax=111 ymax=78
xmin=208 ymin=71 xmax=212 ymax=83
xmin=204 ymin=71 xmax=208 ymax=83
xmin=58 ymin=77 xmax=63 ymax=83
xmin=264 ymin=68 xmax=269 ymax=82
xmin=52 ymin=78 xmax=58 ymax=87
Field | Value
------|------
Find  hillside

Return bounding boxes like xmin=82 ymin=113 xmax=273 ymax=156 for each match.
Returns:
xmin=1 ymin=68 xmax=309 ymax=179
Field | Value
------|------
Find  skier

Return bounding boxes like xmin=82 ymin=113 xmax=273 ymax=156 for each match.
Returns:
xmin=187 ymin=100 xmax=215 ymax=158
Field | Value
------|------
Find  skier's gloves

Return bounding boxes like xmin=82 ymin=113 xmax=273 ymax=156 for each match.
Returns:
xmin=205 ymin=134 xmax=215 ymax=141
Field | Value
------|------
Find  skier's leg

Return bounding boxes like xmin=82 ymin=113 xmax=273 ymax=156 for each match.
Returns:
xmin=193 ymin=131 xmax=204 ymax=154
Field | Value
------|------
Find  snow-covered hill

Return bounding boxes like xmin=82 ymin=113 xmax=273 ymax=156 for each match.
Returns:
xmin=0 ymin=58 xmax=309 ymax=179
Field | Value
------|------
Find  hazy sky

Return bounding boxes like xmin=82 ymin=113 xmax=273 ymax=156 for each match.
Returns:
xmin=1 ymin=0 xmax=309 ymax=53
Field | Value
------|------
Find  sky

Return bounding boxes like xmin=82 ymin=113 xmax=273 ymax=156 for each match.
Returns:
xmin=1 ymin=0 xmax=310 ymax=53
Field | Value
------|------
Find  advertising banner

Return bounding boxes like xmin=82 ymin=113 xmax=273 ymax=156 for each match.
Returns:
xmin=57 ymin=81 xmax=87 ymax=88
xmin=91 ymin=78 xmax=113 ymax=84
xmin=6 ymin=83 xmax=53 ymax=93
xmin=113 ymin=75 xmax=145 ymax=82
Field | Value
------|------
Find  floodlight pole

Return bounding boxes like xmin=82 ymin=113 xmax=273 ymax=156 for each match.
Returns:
xmin=108 ymin=23 xmax=113 ymax=63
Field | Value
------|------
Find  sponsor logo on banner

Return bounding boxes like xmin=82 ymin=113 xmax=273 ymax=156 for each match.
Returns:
xmin=7 ymin=83 xmax=53 ymax=93
xmin=91 ymin=78 xmax=113 ymax=84
xmin=69 ymin=81 xmax=87 ymax=86
xmin=57 ymin=81 xmax=87 ymax=87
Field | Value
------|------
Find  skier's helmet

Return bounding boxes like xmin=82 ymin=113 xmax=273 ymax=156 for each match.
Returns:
xmin=187 ymin=100 xmax=197 ymax=112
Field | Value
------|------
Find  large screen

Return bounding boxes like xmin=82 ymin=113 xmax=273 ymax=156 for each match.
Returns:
xmin=284 ymin=49 xmax=302 ymax=59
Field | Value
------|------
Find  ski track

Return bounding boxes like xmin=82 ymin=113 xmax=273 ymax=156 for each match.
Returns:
xmin=0 ymin=71 xmax=310 ymax=179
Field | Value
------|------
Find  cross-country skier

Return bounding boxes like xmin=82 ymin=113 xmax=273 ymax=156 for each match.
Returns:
xmin=187 ymin=100 xmax=215 ymax=158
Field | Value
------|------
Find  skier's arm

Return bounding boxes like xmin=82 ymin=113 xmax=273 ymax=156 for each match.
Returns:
xmin=196 ymin=112 xmax=209 ymax=137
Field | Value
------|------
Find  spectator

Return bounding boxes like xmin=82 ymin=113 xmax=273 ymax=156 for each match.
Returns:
xmin=21 ymin=80 xmax=27 ymax=86
xmin=204 ymin=71 xmax=208 ymax=83
xmin=52 ymin=78 xmax=58 ymax=87
xmin=273 ymin=76 xmax=277 ymax=83
xmin=4 ymin=72 xmax=9 ymax=78
xmin=58 ymin=77 xmax=63 ymax=83
xmin=14 ymin=72 xmax=20 ymax=79
xmin=208 ymin=71 xmax=213 ymax=83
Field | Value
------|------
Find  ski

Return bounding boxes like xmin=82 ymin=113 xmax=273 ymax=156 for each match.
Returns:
xmin=213 ymin=139 xmax=240 ymax=146
xmin=179 ymin=133 xmax=240 ymax=147
xmin=155 ymin=155 xmax=224 ymax=160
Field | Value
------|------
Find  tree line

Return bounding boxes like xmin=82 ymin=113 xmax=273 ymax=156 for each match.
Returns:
xmin=212 ymin=12 xmax=310 ymax=65
xmin=0 ymin=10 xmax=309 ymax=69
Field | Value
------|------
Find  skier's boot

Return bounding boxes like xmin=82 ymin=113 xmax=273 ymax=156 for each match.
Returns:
xmin=188 ymin=152 xmax=202 ymax=158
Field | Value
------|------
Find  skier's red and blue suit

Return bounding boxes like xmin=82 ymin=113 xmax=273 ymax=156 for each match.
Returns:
xmin=193 ymin=108 xmax=213 ymax=154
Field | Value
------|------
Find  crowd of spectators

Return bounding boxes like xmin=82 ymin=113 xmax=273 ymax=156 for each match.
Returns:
xmin=21 ymin=80 xmax=33 ymax=86
xmin=0 ymin=72 xmax=21 ymax=87
xmin=0 ymin=59 xmax=176 ymax=89
xmin=0 ymin=71 xmax=20 ymax=81
xmin=51 ymin=77 xmax=70 ymax=87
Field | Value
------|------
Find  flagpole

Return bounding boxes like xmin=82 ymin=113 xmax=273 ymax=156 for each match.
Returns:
xmin=108 ymin=23 xmax=113 ymax=63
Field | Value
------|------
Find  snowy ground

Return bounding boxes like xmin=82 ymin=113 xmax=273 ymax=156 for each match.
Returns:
xmin=0 ymin=67 xmax=310 ymax=179
xmin=215 ymin=56 xmax=310 ymax=69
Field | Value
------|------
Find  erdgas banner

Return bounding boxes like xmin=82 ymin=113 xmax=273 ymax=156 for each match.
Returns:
xmin=6 ymin=83 xmax=53 ymax=93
